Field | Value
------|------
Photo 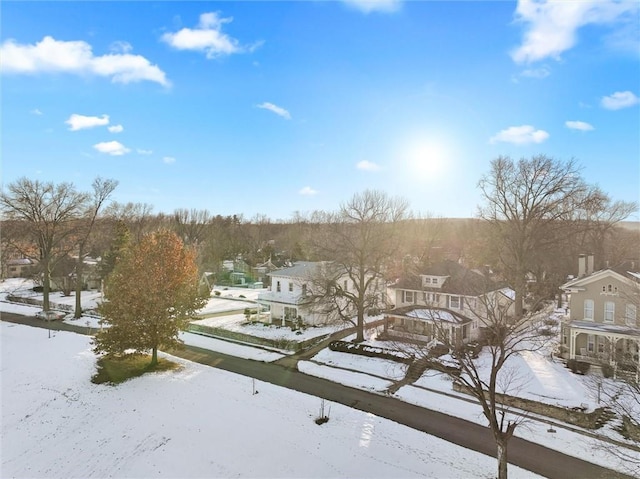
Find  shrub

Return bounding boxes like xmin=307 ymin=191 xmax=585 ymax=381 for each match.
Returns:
xmin=576 ymin=361 xmax=590 ymax=374
xmin=214 ymin=290 xmax=221 ymax=296
xmin=601 ymin=364 xmax=614 ymax=378
xmin=567 ymin=359 xmax=577 ymax=373
xmin=329 ymin=340 xmax=412 ymax=364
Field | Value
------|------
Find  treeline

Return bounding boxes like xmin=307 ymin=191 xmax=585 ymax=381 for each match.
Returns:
xmin=1 ymin=155 xmax=639 ymax=319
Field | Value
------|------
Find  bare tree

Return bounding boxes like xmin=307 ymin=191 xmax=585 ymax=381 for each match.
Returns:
xmin=581 ymin=189 xmax=638 ymax=270
xmin=392 ymin=290 xmax=550 ymax=479
xmin=478 ymin=155 xmax=595 ymax=317
xmin=73 ymin=178 xmax=118 ymax=318
xmin=172 ymin=208 xmax=212 ymax=246
xmin=309 ymin=190 xmax=408 ymax=342
xmin=0 ymin=178 xmax=89 ymax=311
xmin=104 ymin=201 xmax=155 ymax=242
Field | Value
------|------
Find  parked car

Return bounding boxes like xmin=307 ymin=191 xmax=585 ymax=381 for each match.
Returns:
xmin=35 ymin=310 xmax=66 ymax=321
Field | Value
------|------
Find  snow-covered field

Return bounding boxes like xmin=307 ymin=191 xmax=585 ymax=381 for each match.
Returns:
xmin=1 ymin=322 xmax=541 ymax=479
xmin=2 ymin=278 xmax=638 ymax=477
xmin=300 ymin=334 xmax=640 ymax=475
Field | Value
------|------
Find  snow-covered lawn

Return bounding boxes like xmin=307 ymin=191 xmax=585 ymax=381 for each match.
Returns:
xmin=299 ymin=333 xmax=640 ymax=475
xmin=1 ymin=322 xmax=541 ymax=479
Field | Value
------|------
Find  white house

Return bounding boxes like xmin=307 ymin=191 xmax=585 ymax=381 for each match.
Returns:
xmin=257 ymin=261 xmax=385 ymax=327
xmin=257 ymin=262 xmax=322 ymax=326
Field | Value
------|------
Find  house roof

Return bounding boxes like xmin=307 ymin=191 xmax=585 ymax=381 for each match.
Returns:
xmin=6 ymin=258 xmax=33 ymax=266
xmin=560 ymin=266 xmax=640 ymax=292
xmin=388 ymin=306 xmax=472 ymax=325
xmin=392 ymin=260 xmax=505 ymax=296
xmin=267 ymin=261 xmax=322 ymax=279
xmin=568 ymin=320 xmax=640 ymax=338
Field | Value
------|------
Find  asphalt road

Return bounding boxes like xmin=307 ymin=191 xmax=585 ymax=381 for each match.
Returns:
xmin=1 ymin=311 xmax=633 ymax=479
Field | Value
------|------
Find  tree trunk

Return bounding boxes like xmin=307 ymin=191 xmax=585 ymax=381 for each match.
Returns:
xmin=354 ymin=309 xmax=365 ymax=342
xmin=496 ymin=438 xmax=508 ymax=479
xmin=43 ymin=260 xmax=51 ymax=312
xmin=150 ymin=346 xmax=158 ymax=367
xmin=74 ymin=249 xmax=84 ymax=319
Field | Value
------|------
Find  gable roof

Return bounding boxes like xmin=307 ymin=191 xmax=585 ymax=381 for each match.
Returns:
xmin=392 ymin=260 xmax=506 ymax=296
xmin=560 ymin=267 xmax=640 ymax=292
xmin=267 ymin=261 xmax=321 ymax=279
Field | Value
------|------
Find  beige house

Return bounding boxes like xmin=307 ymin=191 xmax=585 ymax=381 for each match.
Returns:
xmin=560 ymin=255 xmax=639 ymax=376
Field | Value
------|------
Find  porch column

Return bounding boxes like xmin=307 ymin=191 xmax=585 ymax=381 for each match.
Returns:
xmin=569 ymin=329 xmax=577 ymax=360
xmin=607 ymin=334 xmax=616 ymax=365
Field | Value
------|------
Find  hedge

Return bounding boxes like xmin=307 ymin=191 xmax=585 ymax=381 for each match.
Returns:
xmin=328 ymin=341 xmax=413 ymax=364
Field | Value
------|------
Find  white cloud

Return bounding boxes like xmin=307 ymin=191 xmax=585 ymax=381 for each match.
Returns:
xmin=565 ymin=120 xmax=594 ymax=131
xmin=511 ymin=0 xmax=639 ymax=64
xmin=31 ymin=108 xmax=43 ymax=115
xmin=356 ymin=160 xmax=381 ymax=172
xmin=489 ymin=125 xmax=549 ymax=145
xmin=0 ymin=36 xmax=170 ymax=86
xmin=66 ymin=114 xmax=109 ymax=131
xmin=137 ymin=148 xmax=153 ymax=155
xmin=162 ymin=12 xmax=258 ymax=59
xmin=520 ymin=66 xmax=551 ymax=79
xmin=163 ymin=156 xmax=176 ymax=164
xmin=93 ymin=141 xmax=131 ymax=156
xmin=342 ymin=0 xmax=402 ymax=14
xmin=109 ymin=41 xmax=132 ymax=54
xmin=299 ymin=186 xmax=318 ymax=196
xmin=256 ymin=102 xmax=291 ymax=120
xmin=108 ymin=124 xmax=124 ymax=133
xmin=601 ymin=90 xmax=639 ymax=110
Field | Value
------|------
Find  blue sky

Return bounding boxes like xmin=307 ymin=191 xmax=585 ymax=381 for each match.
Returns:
xmin=2 ymin=0 xmax=639 ymax=220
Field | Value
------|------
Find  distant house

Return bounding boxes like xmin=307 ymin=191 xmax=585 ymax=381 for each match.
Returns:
xmin=559 ymin=255 xmax=639 ymax=373
xmin=3 ymin=257 xmax=35 ymax=278
xmin=386 ymin=260 xmax=515 ymax=345
xmin=251 ymin=259 xmax=279 ymax=285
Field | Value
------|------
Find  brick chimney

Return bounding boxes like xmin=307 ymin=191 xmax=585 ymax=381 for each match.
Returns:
xmin=587 ymin=254 xmax=594 ymax=276
xmin=578 ymin=254 xmax=586 ymax=277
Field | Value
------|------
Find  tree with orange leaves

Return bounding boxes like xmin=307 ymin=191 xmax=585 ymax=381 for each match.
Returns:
xmin=94 ymin=230 xmax=206 ymax=366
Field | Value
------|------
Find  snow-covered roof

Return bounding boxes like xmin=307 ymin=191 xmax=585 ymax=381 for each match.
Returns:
xmin=390 ymin=307 xmax=471 ymax=325
xmin=267 ymin=261 xmax=322 ymax=279
xmin=569 ymin=320 xmax=640 ymax=337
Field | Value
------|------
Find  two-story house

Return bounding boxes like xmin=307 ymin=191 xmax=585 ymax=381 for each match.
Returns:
xmin=559 ymin=255 xmax=639 ymax=371
xmin=386 ymin=260 xmax=515 ymax=346
xmin=257 ymin=262 xmax=323 ymax=326
xmin=257 ymin=261 xmax=385 ymax=327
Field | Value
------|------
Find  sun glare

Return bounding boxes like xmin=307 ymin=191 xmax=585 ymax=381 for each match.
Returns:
xmin=404 ymin=139 xmax=450 ymax=180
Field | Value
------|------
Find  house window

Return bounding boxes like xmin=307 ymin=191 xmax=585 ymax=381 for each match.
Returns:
xmin=289 ymin=282 xmax=293 ymax=292
xmin=449 ymin=296 xmax=461 ymax=309
xmin=583 ymin=300 xmax=594 ymax=320
xmin=587 ymin=335 xmax=595 ymax=353
xmin=432 ymin=278 xmax=438 ymax=285
xmin=343 ymin=280 xmax=348 ymax=291
xmin=423 ymin=277 xmax=431 ymax=286
xmin=404 ymin=291 xmax=415 ymax=303
xmin=604 ymin=301 xmax=615 ymax=323
xmin=626 ymin=304 xmax=637 ymax=326
xmin=276 ymin=281 xmax=281 ymax=293
xmin=302 ymin=284 xmax=307 ymax=295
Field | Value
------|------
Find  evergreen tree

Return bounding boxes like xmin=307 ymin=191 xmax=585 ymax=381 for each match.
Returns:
xmin=94 ymin=230 xmax=206 ymax=366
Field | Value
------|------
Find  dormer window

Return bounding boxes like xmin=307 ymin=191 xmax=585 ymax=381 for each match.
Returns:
xmin=432 ymin=278 xmax=438 ymax=284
